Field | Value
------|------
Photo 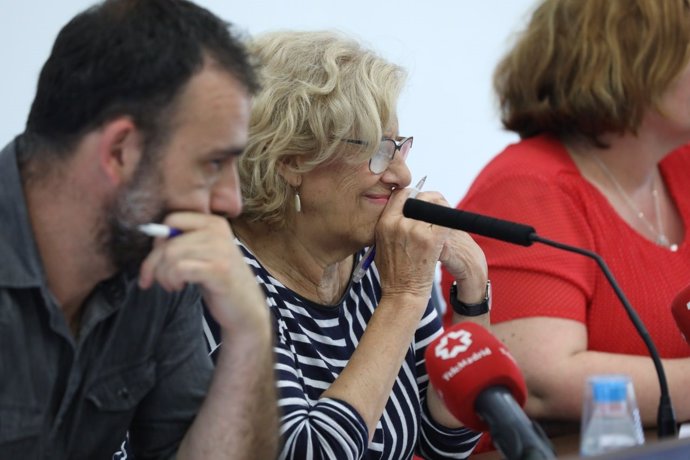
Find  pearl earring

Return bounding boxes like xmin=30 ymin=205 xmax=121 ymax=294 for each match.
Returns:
xmin=294 ymin=190 xmax=302 ymax=213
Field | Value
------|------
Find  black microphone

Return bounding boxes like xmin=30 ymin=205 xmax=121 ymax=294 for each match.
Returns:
xmin=403 ymin=198 xmax=536 ymax=246
xmin=403 ymin=198 xmax=677 ymax=439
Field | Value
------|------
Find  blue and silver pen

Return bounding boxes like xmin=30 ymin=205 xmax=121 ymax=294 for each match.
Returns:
xmin=352 ymin=175 xmax=427 ymax=283
xmin=138 ymin=223 xmax=183 ymax=238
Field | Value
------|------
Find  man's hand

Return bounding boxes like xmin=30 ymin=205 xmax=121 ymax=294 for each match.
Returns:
xmin=138 ymin=212 xmax=269 ymax=331
xmin=138 ymin=212 xmax=277 ymax=459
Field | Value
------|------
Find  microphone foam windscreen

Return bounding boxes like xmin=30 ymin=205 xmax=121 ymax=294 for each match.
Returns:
xmin=425 ymin=321 xmax=527 ymax=431
xmin=671 ymin=283 xmax=690 ymax=344
xmin=402 ymin=199 xmax=535 ymax=247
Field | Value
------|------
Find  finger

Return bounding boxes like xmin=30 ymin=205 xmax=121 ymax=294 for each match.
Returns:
xmin=138 ymin=226 xmax=230 ymax=289
xmin=139 ymin=242 xmax=166 ymax=289
xmin=141 ymin=241 xmax=213 ymax=292
xmin=153 ymin=259 xmax=209 ymax=293
xmin=411 ymin=190 xmax=447 ymax=205
xmin=161 ymin=212 xmax=235 ymax=238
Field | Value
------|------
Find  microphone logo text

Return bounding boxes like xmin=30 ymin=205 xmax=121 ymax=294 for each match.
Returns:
xmin=441 ymin=347 xmax=492 ymax=382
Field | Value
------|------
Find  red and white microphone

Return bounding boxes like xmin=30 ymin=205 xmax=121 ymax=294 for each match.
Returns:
xmin=425 ymin=322 xmax=554 ymax=459
xmin=671 ymin=284 xmax=690 ymax=344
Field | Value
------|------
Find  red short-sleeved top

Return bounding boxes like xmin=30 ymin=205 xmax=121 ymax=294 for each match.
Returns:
xmin=442 ymin=134 xmax=690 ymax=358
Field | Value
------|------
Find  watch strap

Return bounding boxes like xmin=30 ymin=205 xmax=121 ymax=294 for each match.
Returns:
xmin=449 ymin=280 xmax=491 ymax=317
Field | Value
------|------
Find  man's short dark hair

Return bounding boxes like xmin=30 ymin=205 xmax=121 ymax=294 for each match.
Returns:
xmin=24 ymin=0 xmax=259 ymax=155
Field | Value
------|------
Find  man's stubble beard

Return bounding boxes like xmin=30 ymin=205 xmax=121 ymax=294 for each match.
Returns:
xmin=97 ymin=157 xmax=169 ymax=275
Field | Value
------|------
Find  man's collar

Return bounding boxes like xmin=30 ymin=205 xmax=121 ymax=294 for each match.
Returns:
xmin=0 ymin=138 xmax=46 ymax=288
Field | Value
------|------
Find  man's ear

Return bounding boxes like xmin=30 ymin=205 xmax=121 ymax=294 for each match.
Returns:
xmin=97 ymin=117 xmax=144 ymax=186
xmin=277 ymin=156 xmax=302 ymax=188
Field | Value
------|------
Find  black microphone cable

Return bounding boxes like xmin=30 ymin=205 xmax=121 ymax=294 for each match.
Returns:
xmin=529 ymin=234 xmax=676 ymax=438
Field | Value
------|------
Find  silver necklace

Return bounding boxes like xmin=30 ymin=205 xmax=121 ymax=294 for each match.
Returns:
xmin=592 ymin=155 xmax=678 ymax=252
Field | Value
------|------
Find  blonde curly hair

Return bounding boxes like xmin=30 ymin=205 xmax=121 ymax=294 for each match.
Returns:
xmin=238 ymin=30 xmax=406 ymax=227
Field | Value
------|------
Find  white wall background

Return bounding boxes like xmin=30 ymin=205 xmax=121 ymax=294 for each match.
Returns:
xmin=0 ymin=0 xmax=537 ymax=205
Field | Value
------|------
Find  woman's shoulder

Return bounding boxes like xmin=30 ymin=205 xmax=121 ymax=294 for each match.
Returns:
xmin=663 ymin=143 xmax=690 ymax=171
xmin=482 ymin=134 xmax=576 ymax=178
xmin=464 ymin=134 xmax=580 ymax=204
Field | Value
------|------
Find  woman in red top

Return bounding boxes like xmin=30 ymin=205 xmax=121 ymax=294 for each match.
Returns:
xmin=442 ymin=0 xmax=690 ymax=434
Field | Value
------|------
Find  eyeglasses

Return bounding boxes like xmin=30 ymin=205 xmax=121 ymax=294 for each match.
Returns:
xmin=343 ymin=136 xmax=414 ymax=174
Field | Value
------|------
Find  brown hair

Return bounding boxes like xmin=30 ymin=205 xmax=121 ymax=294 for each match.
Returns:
xmin=494 ymin=0 xmax=690 ymax=145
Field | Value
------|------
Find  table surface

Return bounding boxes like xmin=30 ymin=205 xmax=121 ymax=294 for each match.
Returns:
xmin=470 ymin=429 xmax=664 ymax=459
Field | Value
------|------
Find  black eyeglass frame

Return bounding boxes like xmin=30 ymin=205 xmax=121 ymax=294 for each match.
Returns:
xmin=342 ymin=136 xmax=414 ymax=174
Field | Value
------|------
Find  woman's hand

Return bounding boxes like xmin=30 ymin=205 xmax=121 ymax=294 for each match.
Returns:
xmin=373 ymin=189 xmax=450 ymax=303
xmin=374 ymin=189 xmax=487 ymax=307
xmin=439 ymin=217 xmax=489 ymax=308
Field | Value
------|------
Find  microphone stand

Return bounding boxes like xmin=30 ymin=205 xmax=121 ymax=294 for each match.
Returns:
xmin=531 ymin=234 xmax=677 ymax=439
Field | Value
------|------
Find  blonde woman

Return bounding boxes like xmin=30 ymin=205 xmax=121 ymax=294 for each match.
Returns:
xmin=204 ymin=30 xmax=489 ymax=459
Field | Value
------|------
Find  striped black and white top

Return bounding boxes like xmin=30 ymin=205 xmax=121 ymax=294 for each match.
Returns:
xmin=204 ymin=240 xmax=481 ymax=460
